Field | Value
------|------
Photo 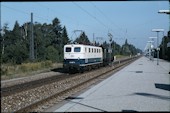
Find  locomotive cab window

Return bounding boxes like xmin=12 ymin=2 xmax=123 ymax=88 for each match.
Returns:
xmin=74 ymin=47 xmax=81 ymax=52
xmin=66 ymin=47 xmax=71 ymax=52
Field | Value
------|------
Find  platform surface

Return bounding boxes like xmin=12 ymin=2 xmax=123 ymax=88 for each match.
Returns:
xmin=54 ymin=56 xmax=170 ymax=112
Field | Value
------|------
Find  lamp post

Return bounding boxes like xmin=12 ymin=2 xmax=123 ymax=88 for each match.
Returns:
xmin=158 ymin=8 xmax=170 ymax=74
xmin=149 ymin=37 xmax=157 ymax=48
xmin=158 ymin=10 xmax=170 ymax=30
xmin=161 ymin=31 xmax=165 ymax=59
xmin=158 ymin=9 xmax=170 ymax=74
xmin=152 ymin=29 xmax=164 ymax=65
xmin=147 ymin=41 xmax=154 ymax=60
xmin=108 ymin=33 xmax=113 ymax=66
xmin=158 ymin=10 xmax=169 ymax=59
xmin=149 ymin=37 xmax=157 ymax=60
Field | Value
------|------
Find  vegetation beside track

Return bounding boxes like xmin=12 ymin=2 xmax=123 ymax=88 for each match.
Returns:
xmin=1 ymin=61 xmax=62 ymax=80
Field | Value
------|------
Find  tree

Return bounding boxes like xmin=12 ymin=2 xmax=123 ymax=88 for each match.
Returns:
xmin=34 ymin=23 xmax=44 ymax=61
xmin=52 ymin=17 xmax=62 ymax=45
xmin=1 ymin=21 xmax=31 ymax=64
xmin=159 ymin=31 xmax=170 ymax=60
xmin=74 ymin=32 xmax=90 ymax=45
xmin=51 ymin=18 xmax=64 ymax=62
xmin=121 ymin=39 xmax=142 ymax=56
xmin=62 ymin=26 xmax=70 ymax=45
xmin=45 ymin=46 xmax=59 ymax=62
xmin=111 ymin=40 xmax=121 ymax=55
xmin=12 ymin=21 xmax=21 ymax=44
xmin=2 ymin=17 xmax=71 ymax=64
xmin=121 ymin=39 xmax=131 ymax=55
xmin=1 ymin=23 xmax=9 ymax=55
xmin=125 ymin=38 xmax=128 ymax=45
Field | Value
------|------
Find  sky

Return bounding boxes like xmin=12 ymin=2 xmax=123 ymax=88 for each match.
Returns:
xmin=1 ymin=1 xmax=169 ymax=51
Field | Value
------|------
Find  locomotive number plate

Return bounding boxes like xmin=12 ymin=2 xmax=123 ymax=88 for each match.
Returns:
xmin=69 ymin=61 xmax=75 ymax=63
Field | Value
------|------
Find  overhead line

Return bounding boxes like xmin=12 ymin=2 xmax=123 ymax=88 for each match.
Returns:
xmin=72 ymin=2 xmax=109 ymax=30
xmin=2 ymin=5 xmax=30 ymax=15
xmin=36 ymin=2 xmax=92 ymax=29
xmin=90 ymin=2 xmax=128 ymax=40
xmin=91 ymin=2 xmax=122 ymax=30
xmin=2 ymin=4 xmax=49 ymax=21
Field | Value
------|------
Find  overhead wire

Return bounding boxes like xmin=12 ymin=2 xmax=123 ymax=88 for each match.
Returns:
xmin=2 ymin=2 xmax=118 ymax=36
xmin=2 ymin=3 xmax=142 ymax=42
xmin=72 ymin=2 xmax=109 ymax=31
xmin=36 ymin=2 xmax=66 ymax=22
xmin=2 ymin=4 xmax=49 ymax=21
xmin=35 ymin=3 xmax=50 ymax=22
xmin=36 ymin=2 xmax=93 ymax=34
xmin=90 ymin=2 xmax=155 ymax=45
xmin=90 ymin=2 xmax=123 ymax=30
xmin=89 ymin=2 xmax=127 ymax=40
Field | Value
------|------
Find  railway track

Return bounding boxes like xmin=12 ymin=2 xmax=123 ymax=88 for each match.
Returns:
xmin=1 ymin=73 xmax=77 ymax=97
xmin=1 ymin=56 xmax=140 ymax=112
xmin=1 ymin=56 xmax=135 ymax=97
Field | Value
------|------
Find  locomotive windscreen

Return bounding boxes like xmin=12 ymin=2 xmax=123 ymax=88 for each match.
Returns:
xmin=66 ymin=47 xmax=71 ymax=52
xmin=74 ymin=47 xmax=81 ymax=52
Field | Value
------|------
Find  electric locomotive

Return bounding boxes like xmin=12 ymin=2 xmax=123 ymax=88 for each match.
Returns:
xmin=63 ymin=44 xmax=103 ymax=73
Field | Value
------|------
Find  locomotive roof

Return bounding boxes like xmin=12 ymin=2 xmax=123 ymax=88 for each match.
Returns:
xmin=64 ymin=44 xmax=102 ymax=48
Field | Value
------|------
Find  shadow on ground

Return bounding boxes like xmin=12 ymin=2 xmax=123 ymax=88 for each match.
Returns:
xmin=51 ymin=68 xmax=66 ymax=73
xmin=122 ymin=110 xmax=138 ymax=112
xmin=128 ymin=92 xmax=170 ymax=100
xmin=50 ymin=67 xmax=78 ymax=74
xmin=155 ymin=83 xmax=170 ymax=91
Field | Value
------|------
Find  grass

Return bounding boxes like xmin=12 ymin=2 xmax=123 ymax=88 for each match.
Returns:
xmin=1 ymin=55 xmax=131 ymax=80
xmin=115 ymin=55 xmax=129 ymax=60
xmin=1 ymin=61 xmax=62 ymax=80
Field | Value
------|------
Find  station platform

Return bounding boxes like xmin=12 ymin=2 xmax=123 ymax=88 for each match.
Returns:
xmin=52 ymin=56 xmax=170 ymax=112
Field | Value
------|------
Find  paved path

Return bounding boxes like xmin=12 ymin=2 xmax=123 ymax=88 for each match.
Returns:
xmin=54 ymin=56 xmax=170 ymax=112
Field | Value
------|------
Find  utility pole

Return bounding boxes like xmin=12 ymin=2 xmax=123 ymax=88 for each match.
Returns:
xmin=162 ymin=31 xmax=165 ymax=59
xmin=149 ymin=37 xmax=157 ymax=61
xmin=93 ymin=33 xmax=95 ymax=45
xmin=114 ymin=40 xmax=115 ymax=58
xmin=152 ymin=29 xmax=164 ymax=65
xmin=158 ymin=5 xmax=170 ymax=74
xmin=158 ymin=10 xmax=169 ymax=59
xmin=30 ymin=12 xmax=35 ymax=61
xmin=96 ymin=37 xmax=103 ymax=46
xmin=156 ymin=31 xmax=159 ymax=65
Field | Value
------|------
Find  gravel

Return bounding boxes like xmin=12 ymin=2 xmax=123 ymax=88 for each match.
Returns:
xmin=1 ymin=57 xmax=136 ymax=112
xmin=1 ymin=66 xmax=115 ymax=112
xmin=1 ymin=71 xmax=62 ymax=88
